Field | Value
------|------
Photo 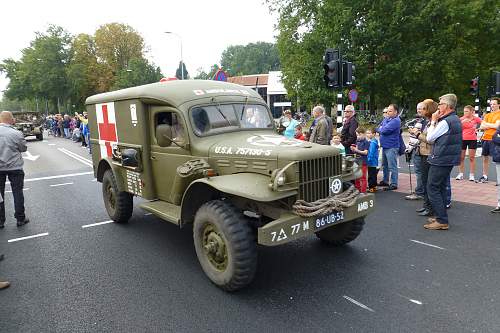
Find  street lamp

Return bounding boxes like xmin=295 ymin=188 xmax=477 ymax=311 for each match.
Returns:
xmin=164 ymin=31 xmax=184 ymax=80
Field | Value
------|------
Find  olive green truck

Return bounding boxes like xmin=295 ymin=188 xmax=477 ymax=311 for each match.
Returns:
xmin=85 ymin=80 xmax=374 ymax=291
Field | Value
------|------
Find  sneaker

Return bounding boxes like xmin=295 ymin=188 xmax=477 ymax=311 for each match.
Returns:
xmin=378 ymin=181 xmax=389 ymax=187
xmin=469 ymin=174 xmax=475 ymax=181
xmin=446 ymin=203 xmax=451 ymax=209
xmin=0 ymin=281 xmax=10 ymax=290
xmin=455 ymin=173 xmax=463 ymax=180
xmin=367 ymin=187 xmax=377 ymax=193
xmin=387 ymin=184 xmax=398 ymax=191
xmin=490 ymin=207 xmax=500 ymax=213
xmin=478 ymin=176 xmax=488 ymax=183
xmin=405 ymin=193 xmax=423 ymax=200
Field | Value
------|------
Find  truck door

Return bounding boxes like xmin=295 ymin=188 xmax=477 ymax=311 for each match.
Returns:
xmin=150 ymin=107 xmax=192 ymax=203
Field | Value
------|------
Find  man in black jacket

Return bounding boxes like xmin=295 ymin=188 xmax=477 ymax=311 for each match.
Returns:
xmin=424 ymin=94 xmax=462 ymax=230
xmin=341 ymin=105 xmax=358 ymax=155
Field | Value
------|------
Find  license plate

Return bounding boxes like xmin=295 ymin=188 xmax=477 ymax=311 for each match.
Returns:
xmin=313 ymin=210 xmax=344 ymax=230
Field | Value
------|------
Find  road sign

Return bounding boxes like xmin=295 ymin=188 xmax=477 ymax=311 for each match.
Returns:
xmin=214 ymin=69 xmax=227 ymax=82
xmin=348 ymin=89 xmax=358 ymax=103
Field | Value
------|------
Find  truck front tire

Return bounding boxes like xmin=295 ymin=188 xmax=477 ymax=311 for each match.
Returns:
xmin=102 ymin=169 xmax=133 ymax=223
xmin=315 ymin=217 xmax=365 ymax=246
xmin=193 ymin=200 xmax=257 ymax=291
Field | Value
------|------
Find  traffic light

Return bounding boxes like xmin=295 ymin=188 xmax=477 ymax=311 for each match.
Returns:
xmin=324 ymin=49 xmax=341 ymax=89
xmin=470 ymin=77 xmax=479 ymax=95
xmin=324 ymin=60 xmax=340 ymax=88
xmin=343 ymin=61 xmax=355 ymax=87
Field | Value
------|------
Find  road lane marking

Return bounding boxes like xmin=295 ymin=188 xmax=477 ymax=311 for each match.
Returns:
xmin=50 ymin=182 xmax=74 ymax=187
xmin=82 ymin=220 xmax=114 ymax=228
xmin=144 ymin=213 xmax=153 ymax=216
xmin=6 ymin=172 xmax=94 ymax=185
xmin=57 ymin=148 xmax=93 ymax=167
xmin=397 ymin=294 xmax=423 ymax=305
xmin=48 ymin=144 xmax=56 ymax=146
xmin=5 ymin=188 xmax=30 ymax=193
xmin=410 ymin=239 xmax=445 ymax=250
xmin=342 ymin=296 xmax=375 ymax=312
xmin=8 ymin=233 xmax=49 ymax=243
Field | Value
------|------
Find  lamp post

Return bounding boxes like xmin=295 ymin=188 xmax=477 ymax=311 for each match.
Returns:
xmin=164 ymin=31 xmax=184 ymax=80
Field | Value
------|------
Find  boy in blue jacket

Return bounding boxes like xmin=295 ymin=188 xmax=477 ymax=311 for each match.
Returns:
xmin=366 ymin=128 xmax=379 ymax=192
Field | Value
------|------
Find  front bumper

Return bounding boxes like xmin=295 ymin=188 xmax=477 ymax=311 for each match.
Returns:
xmin=257 ymin=193 xmax=375 ymax=246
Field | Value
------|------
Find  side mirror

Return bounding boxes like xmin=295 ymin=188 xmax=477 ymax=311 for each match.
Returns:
xmin=156 ymin=124 xmax=173 ymax=147
xmin=122 ymin=149 xmax=139 ymax=168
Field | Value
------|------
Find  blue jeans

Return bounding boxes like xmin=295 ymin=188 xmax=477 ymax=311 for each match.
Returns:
xmin=382 ymin=147 xmax=399 ymax=186
xmin=64 ymin=128 xmax=70 ymax=138
xmin=427 ymin=165 xmax=453 ymax=224
xmin=413 ymin=153 xmax=424 ymax=196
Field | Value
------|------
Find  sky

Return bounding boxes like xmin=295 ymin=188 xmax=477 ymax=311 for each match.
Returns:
xmin=0 ymin=0 xmax=278 ymax=98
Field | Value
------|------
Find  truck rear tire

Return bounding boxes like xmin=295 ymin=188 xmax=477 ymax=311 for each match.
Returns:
xmin=193 ymin=200 xmax=257 ymax=291
xmin=102 ymin=169 xmax=133 ymax=223
xmin=315 ymin=217 xmax=365 ymax=246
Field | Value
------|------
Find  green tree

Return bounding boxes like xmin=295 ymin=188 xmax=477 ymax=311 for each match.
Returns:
xmin=94 ymin=23 xmax=145 ymax=89
xmin=268 ymin=0 xmax=500 ymax=113
xmin=1 ymin=25 xmax=72 ymax=113
xmin=113 ymin=58 xmax=163 ymax=89
xmin=221 ymin=42 xmax=280 ymax=76
xmin=194 ymin=64 xmax=220 ymax=80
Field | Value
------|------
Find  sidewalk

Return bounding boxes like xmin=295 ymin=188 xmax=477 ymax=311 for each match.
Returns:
xmin=391 ymin=172 xmax=498 ymax=207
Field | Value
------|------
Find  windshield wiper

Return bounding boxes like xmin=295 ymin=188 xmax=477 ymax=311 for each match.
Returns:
xmin=240 ymin=96 xmax=249 ymax=120
xmin=212 ymin=97 xmax=231 ymax=127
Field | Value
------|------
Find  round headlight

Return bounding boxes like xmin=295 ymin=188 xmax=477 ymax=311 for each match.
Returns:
xmin=277 ymin=174 xmax=286 ymax=186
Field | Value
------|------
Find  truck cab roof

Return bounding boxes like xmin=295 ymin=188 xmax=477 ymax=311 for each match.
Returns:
xmin=85 ymin=80 xmax=263 ymax=108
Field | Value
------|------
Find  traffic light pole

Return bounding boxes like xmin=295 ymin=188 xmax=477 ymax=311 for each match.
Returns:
xmin=336 ymin=93 xmax=344 ymax=129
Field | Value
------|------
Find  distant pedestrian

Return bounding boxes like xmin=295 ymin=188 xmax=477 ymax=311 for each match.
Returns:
xmin=351 ymin=127 xmax=369 ymax=193
xmin=478 ymin=97 xmax=500 ymax=182
xmin=424 ymin=94 xmax=462 ymax=230
xmin=309 ymin=105 xmax=330 ymax=145
xmin=341 ymin=105 xmax=358 ymax=155
xmin=366 ymin=128 xmax=379 ymax=192
xmin=455 ymin=105 xmax=482 ymax=181
xmin=405 ymin=102 xmax=426 ymax=200
xmin=490 ymin=122 xmax=500 ymax=213
xmin=0 ymin=111 xmax=30 ymax=228
xmin=283 ymin=110 xmax=299 ymax=139
xmin=377 ymin=104 xmax=401 ymax=190
xmin=294 ymin=124 xmax=305 ymax=141
xmin=411 ymin=99 xmax=437 ymax=217
xmin=331 ymin=133 xmax=346 ymax=156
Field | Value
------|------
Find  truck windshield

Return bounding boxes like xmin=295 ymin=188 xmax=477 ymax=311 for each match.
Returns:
xmin=191 ymin=104 xmax=273 ymax=136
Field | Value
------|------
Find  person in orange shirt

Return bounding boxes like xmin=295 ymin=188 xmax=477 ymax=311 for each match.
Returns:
xmin=479 ymin=97 xmax=500 ymax=182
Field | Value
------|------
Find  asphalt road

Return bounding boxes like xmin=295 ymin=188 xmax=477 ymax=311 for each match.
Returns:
xmin=1 ymin=134 xmax=499 ymax=332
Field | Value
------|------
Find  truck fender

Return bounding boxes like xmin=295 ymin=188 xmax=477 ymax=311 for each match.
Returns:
xmin=96 ymin=158 xmax=127 ymax=192
xmin=180 ymin=173 xmax=296 ymax=225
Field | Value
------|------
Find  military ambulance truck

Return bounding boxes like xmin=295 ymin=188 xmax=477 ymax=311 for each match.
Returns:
xmin=86 ymin=80 xmax=374 ymax=291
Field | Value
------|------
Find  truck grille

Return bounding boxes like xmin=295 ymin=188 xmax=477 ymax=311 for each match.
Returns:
xmin=298 ymin=156 xmax=342 ymax=202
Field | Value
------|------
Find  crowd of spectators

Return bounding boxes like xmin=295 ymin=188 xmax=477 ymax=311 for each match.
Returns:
xmin=280 ymin=95 xmax=500 ymax=229
xmin=45 ymin=113 xmax=90 ymax=153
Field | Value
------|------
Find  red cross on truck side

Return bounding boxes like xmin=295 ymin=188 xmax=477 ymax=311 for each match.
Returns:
xmin=97 ymin=103 xmax=118 ymax=157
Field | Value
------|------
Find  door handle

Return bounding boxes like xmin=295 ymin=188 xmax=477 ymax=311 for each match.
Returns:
xmin=151 ymin=156 xmax=157 ymax=160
